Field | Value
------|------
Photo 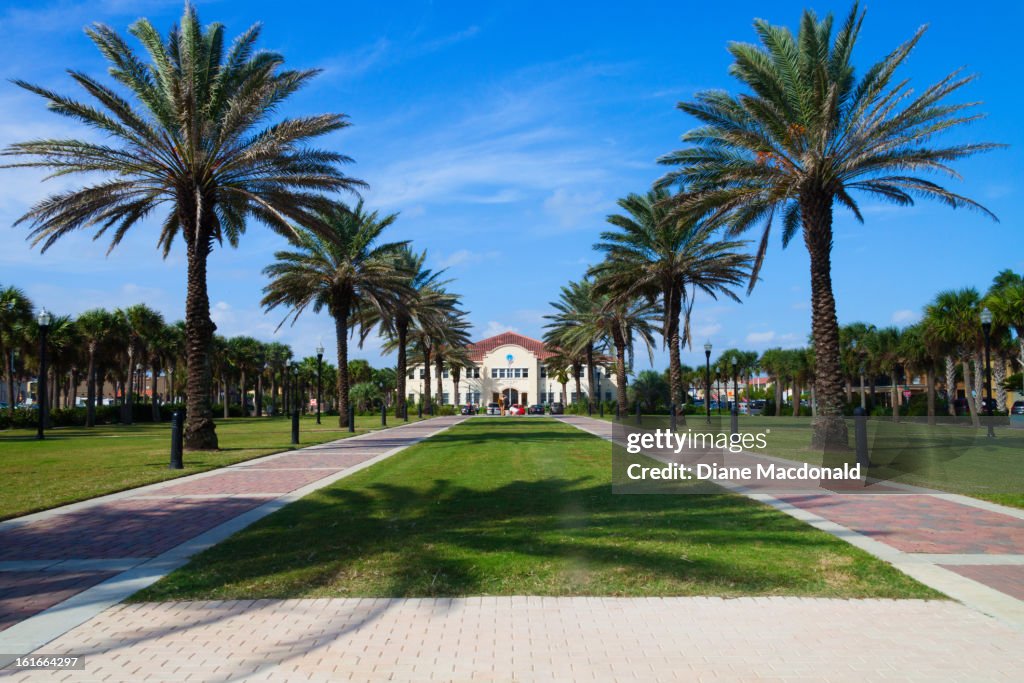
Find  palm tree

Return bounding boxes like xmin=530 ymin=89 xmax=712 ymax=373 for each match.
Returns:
xmin=4 ymin=6 xmax=364 ymax=449
xmin=544 ymin=280 xmax=597 ymax=407
xmin=431 ymin=312 xmax=472 ymax=407
xmin=925 ymin=289 xmax=982 ymax=426
xmin=226 ymin=336 xmax=263 ymax=416
xmin=368 ymin=248 xmax=451 ymax=418
xmin=263 ymin=342 xmax=292 ymax=416
xmin=630 ymin=369 xmax=670 ymax=413
xmin=119 ymin=304 xmax=164 ymax=424
xmin=559 ymin=287 xmax=658 ymax=415
xmin=840 ymin=322 xmax=874 ymax=407
xmin=591 ymin=188 xmax=751 ymax=410
xmin=900 ymin=323 xmax=941 ymax=424
xmin=985 ymin=270 xmax=1024 ymax=412
xmin=76 ymin=308 xmax=115 ymax=426
xmin=262 ymin=202 xmax=408 ymax=426
xmin=872 ymin=327 xmax=903 ymax=421
xmin=0 ymin=286 xmax=33 ymax=416
xmin=657 ymin=4 xmax=999 ymax=448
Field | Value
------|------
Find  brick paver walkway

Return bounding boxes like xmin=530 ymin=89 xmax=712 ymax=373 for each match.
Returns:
xmin=2 ymin=597 xmax=1021 ymax=681
xmin=0 ymin=417 xmax=464 ymax=652
xmin=560 ymin=415 xmax=1024 ymax=629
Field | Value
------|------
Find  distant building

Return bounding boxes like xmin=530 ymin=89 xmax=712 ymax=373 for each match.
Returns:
xmin=406 ymin=331 xmax=618 ymax=406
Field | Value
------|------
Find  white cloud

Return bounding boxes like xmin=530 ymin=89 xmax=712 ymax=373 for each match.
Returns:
xmin=746 ymin=331 xmax=776 ymax=344
xmin=438 ymin=249 xmax=499 ymax=269
xmin=891 ymin=309 xmax=919 ymax=325
xmin=479 ymin=321 xmax=519 ymax=339
xmin=542 ymin=188 xmax=607 ymax=229
xmin=693 ymin=322 xmax=722 ymax=339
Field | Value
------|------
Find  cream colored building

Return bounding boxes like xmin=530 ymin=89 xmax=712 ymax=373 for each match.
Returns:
xmin=406 ymin=332 xmax=618 ymax=407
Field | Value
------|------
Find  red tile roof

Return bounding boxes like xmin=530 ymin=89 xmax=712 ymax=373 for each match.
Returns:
xmin=467 ymin=332 xmax=555 ymax=362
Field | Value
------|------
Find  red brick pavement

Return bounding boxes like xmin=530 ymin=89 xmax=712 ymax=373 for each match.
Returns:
xmin=776 ymin=494 xmax=1024 ymax=554
xmin=154 ymin=469 xmax=332 ymax=495
xmin=240 ymin=450 xmax=383 ymax=470
xmin=0 ymin=497 xmax=271 ymax=561
xmin=0 ymin=571 xmax=116 ymax=632
xmin=940 ymin=565 xmax=1024 ymax=600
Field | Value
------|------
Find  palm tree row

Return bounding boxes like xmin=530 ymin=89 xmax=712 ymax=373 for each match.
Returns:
xmin=655 ymin=3 xmax=999 ymax=448
xmin=3 ymin=6 xmax=474 ymax=443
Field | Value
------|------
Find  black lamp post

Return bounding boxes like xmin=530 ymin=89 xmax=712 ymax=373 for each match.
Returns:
xmin=316 ymin=344 xmax=324 ymax=425
xmin=292 ymin=364 xmax=300 ymax=414
xmin=730 ymin=355 xmax=739 ymax=434
xmin=704 ymin=342 xmax=712 ymax=424
xmin=36 ymin=308 xmax=51 ymax=440
xmin=716 ymin=370 xmax=722 ymax=416
xmin=981 ymin=307 xmax=995 ymax=438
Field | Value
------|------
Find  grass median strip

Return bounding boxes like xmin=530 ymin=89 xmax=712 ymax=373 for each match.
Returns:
xmin=0 ymin=415 xmax=425 ymax=520
xmin=134 ymin=418 xmax=939 ymax=600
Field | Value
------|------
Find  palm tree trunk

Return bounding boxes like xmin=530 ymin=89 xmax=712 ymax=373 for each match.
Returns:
xmin=86 ymin=345 xmax=96 ymax=428
xmin=422 ymin=345 xmax=432 ymax=414
xmin=611 ymin=329 xmax=628 ymax=415
xmin=891 ymin=376 xmax=900 ymax=423
xmin=801 ymin=194 xmax=848 ymax=449
xmin=256 ymin=373 xmax=263 ymax=417
xmin=926 ymin=367 xmax=936 ymax=426
xmin=271 ymin=373 xmax=279 ymax=416
xmin=151 ymin=362 xmax=160 ymax=422
xmin=962 ymin=358 xmax=980 ymax=427
xmin=666 ymin=284 xmax=683 ymax=410
xmin=572 ymin=362 xmax=582 ymax=405
xmin=435 ymin=356 xmax=444 ymax=406
xmin=183 ymin=238 xmax=218 ymax=450
xmin=395 ymin=319 xmax=408 ymax=418
xmin=453 ymin=374 xmax=461 ymax=407
xmin=773 ymin=376 xmax=782 ymax=417
xmin=844 ymin=379 xmax=852 ymax=405
xmin=586 ymin=343 xmax=596 ymax=411
xmin=223 ymin=376 xmax=230 ymax=419
xmin=560 ymin=380 xmax=567 ymax=405
xmin=944 ymin=356 xmax=957 ymax=416
xmin=6 ymin=351 xmax=15 ymax=419
xmin=973 ymin=351 xmax=984 ymax=415
xmin=791 ymin=381 xmax=800 ymax=417
xmin=335 ymin=310 xmax=350 ymax=427
xmin=994 ymin=355 xmax=1007 ymax=413
xmin=123 ymin=348 xmax=134 ymax=425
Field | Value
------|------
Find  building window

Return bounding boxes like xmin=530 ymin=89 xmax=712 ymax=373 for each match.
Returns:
xmin=442 ymin=392 xmax=449 ymax=405
xmin=442 ymin=369 xmax=449 ymax=378
xmin=522 ymin=368 xmax=529 ymax=378
xmin=419 ymin=369 xmax=425 ymax=379
xmin=491 ymin=368 xmax=498 ymax=379
xmin=540 ymin=366 xmax=547 ymax=378
xmin=407 ymin=372 xmax=414 ymax=380
xmin=604 ymin=391 xmax=612 ymax=401
xmin=576 ymin=367 xmax=584 ymax=378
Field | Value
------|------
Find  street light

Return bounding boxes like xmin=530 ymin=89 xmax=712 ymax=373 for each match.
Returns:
xmin=704 ymin=342 xmax=712 ymax=424
xmin=316 ymin=344 xmax=324 ymax=425
xmin=36 ymin=308 xmax=51 ymax=440
xmin=730 ymin=355 xmax=739 ymax=434
xmin=981 ymin=307 xmax=995 ymax=438
xmin=292 ymin=363 xmax=300 ymax=414
xmin=852 ymin=338 xmax=866 ymax=410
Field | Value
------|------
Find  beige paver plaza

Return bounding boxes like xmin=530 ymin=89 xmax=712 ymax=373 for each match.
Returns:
xmin=2 ymin=596 xmax=1022 ymax=681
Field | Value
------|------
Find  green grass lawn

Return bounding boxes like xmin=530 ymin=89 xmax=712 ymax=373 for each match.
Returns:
xmin=0 ymin=414 xmax=425 ymax=520
xmin=135 ymin=418 xmax=939 ymax=601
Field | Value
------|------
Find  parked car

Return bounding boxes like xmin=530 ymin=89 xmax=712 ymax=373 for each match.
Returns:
xmin=1012 ymin=401 xmax=1024 ymax=416
xmin=527 ymin=404 xmax=544 ymax=415
xmin=549 ymin=402 xmax=565 ymax=415
xmin=748 ymin=399 xmax=766 ymax=416
xmin=460 ymin=404 xmax=477 ymax=415
xmin=486 ymin=402 xmax=501 ymax=416
xmin=507 ymin=404 xmax=526 ymax=416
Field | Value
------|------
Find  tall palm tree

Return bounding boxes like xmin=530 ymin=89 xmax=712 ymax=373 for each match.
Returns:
xmin=925 ymin=289 xmax=982 ymax=426
xmin=432 ymin=312 xmax=472 ymax=407
xmin=900 ymin=323 xmax=941 ymax=424
xmin=559 ymin=287 xmax=658 ymax=415
xmin=264 ymin=342 xmax=292 ymax=416
xmin=0 ymin=286 xmax=33 ymax=416
xmin=544 ymin=279 xmax=599 ymax=407
xmin=368 ymin=248 xmax=451 ymax=418
xmin=591 ymin=188 xmax=751 ymax=410
xmin=4 ymin=6 xmax=363 ymax=449
xmin=758 ymin=347 xmax=786 ymax=416
xmin=76 ymin=308 xmax=115 ymax=426
xmin=657 ymin=4 xmax=998 ymax=448
xmin=262 ymin=202 xmax=408 ymax=426
xmin=872 ymin=326 xmax=903 ymax=421
xmin=119 ymin=304 xmax=164 ymax=424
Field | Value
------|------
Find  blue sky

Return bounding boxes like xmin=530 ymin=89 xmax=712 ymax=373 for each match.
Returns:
xmin=0 ymin=0 xmax=1020 ymax=372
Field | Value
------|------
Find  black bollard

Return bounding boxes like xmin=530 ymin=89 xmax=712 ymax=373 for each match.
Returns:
xmin=588 ymin=400 xmax=593 ymax=417
xmin=670 ymin=403 xmax=677 ymax=432
xmin=291 ymin=410 xmax=299 ymax=445
xmin=418 ymin=403 xmax=423 ymax=419
xmin=404 ymin=403 xmax=409 ymax=422
xmin=730 ymin=403 xmax=739 ymax=435
xmin=348 ymin=407 xmax=355 ymax=433
xmin=854 ymin=406 xmax=871 ymax=468
xmin=635 ymin=401 xmax=641 ymax=426
xmin=599 ymin=402 xmax=604 ymax=418
xmin=615 ymin=403 xmax=620 ymax=421
xmin=169 ymin=410 xmax=183 ymax=470
xmin=381 ymin=403 xmax=387 ymax=427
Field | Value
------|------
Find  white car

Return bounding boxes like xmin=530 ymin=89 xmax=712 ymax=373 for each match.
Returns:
xmin=486 ymin=402 xmax=501 ymax=415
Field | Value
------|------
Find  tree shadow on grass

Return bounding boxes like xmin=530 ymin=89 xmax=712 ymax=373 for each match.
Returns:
xmin=137 ymin=474 xmax=895 ymax=601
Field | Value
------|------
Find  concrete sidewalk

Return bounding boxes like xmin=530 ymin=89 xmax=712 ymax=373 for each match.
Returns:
xmin=0 ymin=416 xmax=465 ymax=663
xmin=558 ymin=415 xmax=1024 ymax=629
